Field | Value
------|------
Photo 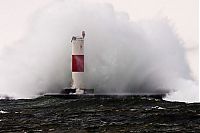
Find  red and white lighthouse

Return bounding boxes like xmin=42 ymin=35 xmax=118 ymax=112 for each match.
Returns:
xmin=71 ymin=31 xmax=85 ymax=94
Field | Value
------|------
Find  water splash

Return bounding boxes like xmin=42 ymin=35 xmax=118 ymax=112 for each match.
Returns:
xmin=0 ymin=0 xmax=198 ymax=102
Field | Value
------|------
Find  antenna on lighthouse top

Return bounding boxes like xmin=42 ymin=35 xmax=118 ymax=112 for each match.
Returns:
xmin=82 ymin=31 xmax=85 ymax=39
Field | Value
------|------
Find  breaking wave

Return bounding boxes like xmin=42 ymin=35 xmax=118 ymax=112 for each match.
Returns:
xmin=0 ymin=0 xmax=198 ymax=102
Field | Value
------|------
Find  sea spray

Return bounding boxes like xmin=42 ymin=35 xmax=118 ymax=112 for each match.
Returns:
xmin=0 ymin=0 xmax=198 ymax=102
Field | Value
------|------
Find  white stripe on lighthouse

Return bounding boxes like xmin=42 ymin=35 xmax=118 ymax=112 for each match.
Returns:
xmin=72 ymin=38 xmax=84 ymax=55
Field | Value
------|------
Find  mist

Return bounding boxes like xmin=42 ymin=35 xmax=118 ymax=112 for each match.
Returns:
xmin=0 ymin=0 xmax=198 ymax=102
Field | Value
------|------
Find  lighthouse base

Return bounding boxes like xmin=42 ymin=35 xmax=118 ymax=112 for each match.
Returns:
xmin=60 ymin=88 xmax=94 ymax=95
xmin=44 ymin=88 xmax=165 ymax=100
xmin=44 ymin=93 xmax=165 ymax=100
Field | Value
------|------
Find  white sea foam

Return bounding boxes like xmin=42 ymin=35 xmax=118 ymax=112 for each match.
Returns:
xmin=0 ymin=110 xmax=9 ymax=114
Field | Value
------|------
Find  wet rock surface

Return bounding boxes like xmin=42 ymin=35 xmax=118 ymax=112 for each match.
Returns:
xmin=0 ymin=96 xmax=199 ymax=132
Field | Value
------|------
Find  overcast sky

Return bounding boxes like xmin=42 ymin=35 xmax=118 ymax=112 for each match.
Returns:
xmin=0 ymin=0 xmax=198 ymax=80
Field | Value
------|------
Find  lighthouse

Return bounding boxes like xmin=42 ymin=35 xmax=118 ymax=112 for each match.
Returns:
xmin=60 ymin=31 xmax=94 ymax=95
xmin=71 ymin=31 xmax=85 ymax=94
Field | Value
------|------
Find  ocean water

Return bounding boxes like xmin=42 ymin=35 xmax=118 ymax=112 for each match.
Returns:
xmin=0 ymin=96 xmax=199 ymax=132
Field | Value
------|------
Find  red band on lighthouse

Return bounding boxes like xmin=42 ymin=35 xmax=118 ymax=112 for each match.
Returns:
xmin=72 ymin=55 xmax=84 ymax=72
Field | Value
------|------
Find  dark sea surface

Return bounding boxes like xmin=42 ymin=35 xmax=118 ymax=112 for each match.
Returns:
xmin=0 ymin=95 xmax=199 ymax=133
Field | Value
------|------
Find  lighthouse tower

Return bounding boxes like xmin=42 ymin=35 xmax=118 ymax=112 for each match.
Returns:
xmin=61 ymin=31 xmax=93 ymax=95
xmin=71 ymin=31 xmax=85 ymax=94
